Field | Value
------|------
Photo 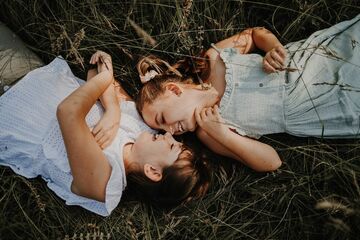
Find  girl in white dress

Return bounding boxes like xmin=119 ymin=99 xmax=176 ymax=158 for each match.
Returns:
xmin=0 ymin=51 xmax=211 ymax=216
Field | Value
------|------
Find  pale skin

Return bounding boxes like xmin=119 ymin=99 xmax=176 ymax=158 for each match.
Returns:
xmin=57 ymin=51 xmax=182 ymax=202
xmin=142 ymin=27 xmax=286 ymax=172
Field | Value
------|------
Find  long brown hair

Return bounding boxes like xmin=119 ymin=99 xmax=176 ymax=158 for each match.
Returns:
xmin=172 ymin=51 xmax=210 ymax=81
xmin=135 ymin=55 xmax=208 ymax=114
xmin=126 ymin=144 xmax=211 ymax=208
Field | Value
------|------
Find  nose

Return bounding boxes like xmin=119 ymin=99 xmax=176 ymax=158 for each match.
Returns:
xmin=165 ymin=132 xmax=177 ymax=143
xmin=167 ymin=125 xmax=175 ymax=135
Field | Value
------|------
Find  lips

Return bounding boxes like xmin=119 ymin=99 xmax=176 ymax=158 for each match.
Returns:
xmin=169 ymin=122 xmax=186 ymax=135
xmin=177 ymin=122 xmax=184 ymax=133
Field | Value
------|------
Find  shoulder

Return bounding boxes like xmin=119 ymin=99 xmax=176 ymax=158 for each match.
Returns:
xmin=209 ymin=28 xmax=256 ymax=55
xmin=205 ymin=47 xmax=221 ymax=62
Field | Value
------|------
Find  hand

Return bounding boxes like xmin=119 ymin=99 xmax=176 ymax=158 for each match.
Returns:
xmin=263 ymin=45 xmax=287 ymax=73
xmin=89 ymin=50 xmax=113 ymax=75
xmin=92 ymin=109 xmax=120 ymax=149
xmin=195 ymin=105 xmax=228 ymax=139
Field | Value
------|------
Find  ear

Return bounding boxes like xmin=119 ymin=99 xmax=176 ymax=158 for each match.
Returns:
xmin=165 ymin=82 xmax=182 ymax=96
xmin=143 ymin=164 xmax=163 ymax=182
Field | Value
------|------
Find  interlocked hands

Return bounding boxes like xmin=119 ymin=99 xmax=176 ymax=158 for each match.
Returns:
xmin=263 ymin=45 xmax=287 ymax=73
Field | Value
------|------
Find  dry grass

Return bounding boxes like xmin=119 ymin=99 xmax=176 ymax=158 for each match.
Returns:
xmin=1 ymin=0 xmax=360 ymax=239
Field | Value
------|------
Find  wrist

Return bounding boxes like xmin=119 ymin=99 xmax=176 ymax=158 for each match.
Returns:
xmin=205 ymin=126 xmax=230 ymax=142
xmin=104 ymin=103 xmax=120 ymax=113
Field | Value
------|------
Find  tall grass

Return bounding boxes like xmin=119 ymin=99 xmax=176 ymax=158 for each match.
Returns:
xmin=0 ymin=0 xmax=360 ymax=239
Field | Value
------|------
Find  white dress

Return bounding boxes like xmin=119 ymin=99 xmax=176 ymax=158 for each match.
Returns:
xmin=0 ymin=57 xmax=155 ymax=216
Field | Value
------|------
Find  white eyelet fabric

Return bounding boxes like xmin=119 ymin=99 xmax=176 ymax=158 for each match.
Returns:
xmin=0 ymin=57 xmax=155 ymax=216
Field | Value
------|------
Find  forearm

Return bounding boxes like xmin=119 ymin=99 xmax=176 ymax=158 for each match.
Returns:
xmin=99 ymin=82 xmax=120 ymax=112
xmin=87 ymin=68 xmax=119 ymax=110
xmin=252 ymin=27 xmax=284 ymax=53
xmin=216 ymin=129 xmax=282 ymax=172
xmin=58 ymin=70 xmax=113 ymax=119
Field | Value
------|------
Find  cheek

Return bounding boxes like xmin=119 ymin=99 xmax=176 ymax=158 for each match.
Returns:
xmin=186 ymin=108 xmax=196 ymax=124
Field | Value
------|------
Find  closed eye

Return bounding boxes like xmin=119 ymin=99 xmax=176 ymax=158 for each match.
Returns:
xmin=170 ymin=143 xmax=174 ymax=149
xmin=152 ymin=133 xmax=159 ymax=141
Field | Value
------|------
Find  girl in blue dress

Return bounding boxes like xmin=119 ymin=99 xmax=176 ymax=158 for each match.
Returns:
xmin=135 ymin=15 xmax=360 ymax=172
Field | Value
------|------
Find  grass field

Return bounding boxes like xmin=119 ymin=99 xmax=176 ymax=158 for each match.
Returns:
xmin=1 ymin=0 xmax=360 ymax=239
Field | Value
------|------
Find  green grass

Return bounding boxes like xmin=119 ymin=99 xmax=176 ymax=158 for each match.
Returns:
xmin=1 ymin=0 xmax=360 ymax=239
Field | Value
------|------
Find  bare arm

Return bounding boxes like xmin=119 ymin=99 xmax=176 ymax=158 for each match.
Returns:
xmin=87 ymin=52 xmax=123 ymax=149
xmin=88 ymin=65 xmax=132 ymax=103
xmin=57 ymin=60 xmax=114 ymax=202
xmin=209 ymin=27 xmax=282 ymax=54
xmin=195 ymin=106 xmax=281 ymax=172
xmin=87 ymin=68 xmax=118 ymax=109
xmin=206 ymin=27 xmax=287 ymax=73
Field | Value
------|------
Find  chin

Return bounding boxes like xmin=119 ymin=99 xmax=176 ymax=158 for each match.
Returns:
xmin=189 ymin=127 xmax=196 ymax=132
xmin=189 ymin=122 xmax=198 ymax=132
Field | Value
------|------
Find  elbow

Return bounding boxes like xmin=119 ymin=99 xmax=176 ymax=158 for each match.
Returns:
xmin=254 ymin=154 xmax=282 ymax=172
xmin=264 ymin=146 xmax=282 ymax=172
xmin=71 ymin=180 xmax=105 ymax=202
xmin=56 ymin=102 xmax=67 ymax=122
xmin=268 ymin=156 xmax=282 ymax=172
xmin=56 ymin=99 xmax=81 ymax=122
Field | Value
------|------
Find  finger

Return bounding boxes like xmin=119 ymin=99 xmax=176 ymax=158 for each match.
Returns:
xmin=100 ymin=57 xmax=110 ymax=70
xmin=213 ymin=105 xmax=220 ymax=116
xmin=90 ymin=53 xmax=97 ymax=64
xmin=97 ymin=134 xmax=109 ymax=146
xmin=92 ymin=53 xmax=100 ymax=65
xmin=263 ymin=59 xmax=277 ymax=73
xmin=96 ymin=54 xmax=101 ymax=64
xmin=206 ymin=107 xmax=213 ymax=116
xmin=275 ymin=46 xmax=287 ymax=59
xmin=98 ymin=130 xmax=115 ymax=146
xmin=270 ymin=51 xmax=285 ymax=66
xmin=271 ymin=59 xmax=282 ymax=69
xmin=201 ymin=107 xmax=208 ymax=119
xmin=194 ymin=107 xmax=203 ymax=126
xmin=92 ymin=52 xmax=101 ymax=63
xmin=92 ymin=125 xmax=101 ymax=135
xmin=101 ymin=140 xmax=111 ymax=149
xmin=94 ymin=130 xmax=105 ymax=141
xmin=267 ymin=55 xmax=282 ymax=69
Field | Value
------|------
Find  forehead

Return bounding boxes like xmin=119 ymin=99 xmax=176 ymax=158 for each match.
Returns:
xmin=142 ymin=101 xmax=161 ymax=128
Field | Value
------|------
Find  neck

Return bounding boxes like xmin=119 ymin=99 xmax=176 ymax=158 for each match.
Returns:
xmin=192 ymin=85 xmax=220 ymax=108
xmin=123 ymin=142 xmax=135 ymax=174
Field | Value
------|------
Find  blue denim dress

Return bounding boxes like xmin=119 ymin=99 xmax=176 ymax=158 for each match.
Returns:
xmin=218 ymin=14 xmax=360 ymax=139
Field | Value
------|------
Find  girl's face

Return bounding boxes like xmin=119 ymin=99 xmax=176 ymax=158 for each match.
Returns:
xmin=132 ymin=132 xmax=183 ymax=167
xmin=141 ymin=85 xmax=198 ymax=135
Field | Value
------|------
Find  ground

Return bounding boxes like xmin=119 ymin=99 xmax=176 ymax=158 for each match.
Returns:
xmin=0 ymin=0 xmax=360 ymax=239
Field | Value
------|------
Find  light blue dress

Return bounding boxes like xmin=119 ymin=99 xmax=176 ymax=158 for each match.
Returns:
xmin=0 ymin=57 xmax=155 ymax=216
xmin=218 ymin=15 xmax=360 ymax=139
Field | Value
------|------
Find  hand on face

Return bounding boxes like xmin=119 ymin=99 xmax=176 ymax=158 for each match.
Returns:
xmin=195 ymin=105 xmax=228 ymax=139
xmin=263 ymin=45 xmax=287 ymax=73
